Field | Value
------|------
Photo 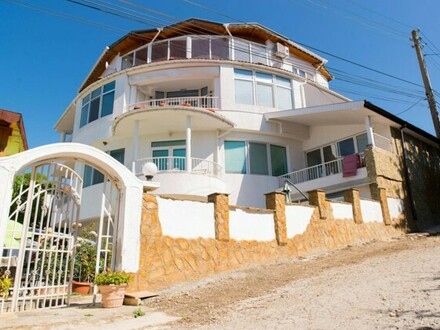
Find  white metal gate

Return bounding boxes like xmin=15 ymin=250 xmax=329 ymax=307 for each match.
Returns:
xmin=0 ymin=162 xmax=82 ymax=312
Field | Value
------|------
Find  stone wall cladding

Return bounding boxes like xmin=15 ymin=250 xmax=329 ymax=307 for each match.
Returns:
xmin=130 ymin=194 xmax=403 ymax=292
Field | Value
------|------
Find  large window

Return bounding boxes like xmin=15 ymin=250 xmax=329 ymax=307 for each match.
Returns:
xmin=234 ymin=69 xmax=293 ymax=109
xmin=151 ymin=140 xmax=186 ymax=171
xmin=305 ymin=133 xmax=368 ymax=168
xmin=83 ymin=148 xmax=125 ymax=187
xmin=80 ymin=81 xmax=115 ymax=128
xmin=225 ymin=141 xmax=288 ymax=176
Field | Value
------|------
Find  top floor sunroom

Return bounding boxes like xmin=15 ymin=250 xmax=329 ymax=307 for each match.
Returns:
xmin=79 ymin=18 xmax=332 ymax=93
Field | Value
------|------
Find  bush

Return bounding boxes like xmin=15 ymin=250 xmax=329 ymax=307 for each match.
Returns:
xmin=94 ymin=272 xmax=131 ymax=286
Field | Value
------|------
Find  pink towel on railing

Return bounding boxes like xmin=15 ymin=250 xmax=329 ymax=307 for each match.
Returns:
xmin=342 ymin=154 xmax=360 ymax=177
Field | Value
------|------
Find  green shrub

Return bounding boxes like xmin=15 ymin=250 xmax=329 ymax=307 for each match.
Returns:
xmin=94 ymin=272 xmax=131 ymax=286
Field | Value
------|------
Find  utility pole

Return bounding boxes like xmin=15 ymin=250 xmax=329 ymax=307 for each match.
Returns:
xmin=411 ymin=29 xmax=440 ymax=139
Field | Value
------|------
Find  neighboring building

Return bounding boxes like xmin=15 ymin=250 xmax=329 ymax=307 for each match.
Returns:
xmin=54 ymin=18 xmax=440 ymax=229
xmin=0 ymin=109 xmax=28 ymax=157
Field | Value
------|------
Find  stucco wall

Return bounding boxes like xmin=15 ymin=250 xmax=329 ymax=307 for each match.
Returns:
xmin=330 ymin=202 xmax=354 ymax=220
xmin=360 ymin=199 xmax=383 ymax=223
xmin=285 ymin=204 xmax=315 ymax=238
xmin=229 ymin=207 xmax=275 ymax=241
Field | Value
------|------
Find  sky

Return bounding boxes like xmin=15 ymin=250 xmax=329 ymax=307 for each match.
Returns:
xmin=1 ymin=0 xmax=440 ymax=148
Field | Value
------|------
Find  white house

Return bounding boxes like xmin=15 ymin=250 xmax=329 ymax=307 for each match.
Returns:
xmin=54 ymin=18 xmax=438 ymax=217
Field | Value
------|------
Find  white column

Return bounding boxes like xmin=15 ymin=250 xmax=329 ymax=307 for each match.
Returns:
xmin=60 ymin=132 xmax=66 ymax=142
xmin=365 ymin=116 xmax=375 ymax=147
xmin=131 ymin=120 xmax=139 ymax=173
xmin=129 ymin=85 xmax=138 ymax=110
xmin=186 ymin=116 xmax=192 ymax=172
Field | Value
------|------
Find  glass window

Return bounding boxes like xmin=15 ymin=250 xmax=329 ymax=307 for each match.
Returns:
xmin=235 ymin=80 xmax=254 ymax=105
xmin=235 ymin=40 xmax=250 ymax=62
xmin=79 ymin=81 xmax=115 ymax=128
xmin=170 ymin=39 xmax=187 ymax=59
xmin=80 ymin=105 xmax=89 ymax=128
xmin=249 ymin=143 xmax=268 ymax=175
xmin=101 ymin=91 xmax=114 ymax=117
xmin=323 ymin=145 xmax=337 ymax=162
xmin=152 ymin=149 xmax=169 ymax=171
xmin=110 ymin=148 xmax=125 ymax=164
xmin=151 ymin=41 xmax=168 ymax=62
xmin=256 ymin=83 xmax=273 ymax=107
xmin=225 ymin=141 xmax=246 ymax=174
xmin=337 ymin=138 xmax=355 ymax=156
xmin=306 ymin=149 xmax=322 ymax=167
xmin=172 ymin=148 xmax=186 ymax=170
xmin=92 ymin=170 xmax=104 ymax=185
xmin=234 ymin=69 xmax=252 ymax=80
xmin=151 ymin=140 xmax=185 ymax=148
xmin=83 ymin=165 xmax=93 ymax=188
xmin=89 ymin=98 xmax=100 ymax=123
xmin=192 ymin=38 xmax=210 ymax=58
xmin=270 ymin=145 xmax=288 ymax=176
xmin=276 ymin=86 xmax=293 ymax=110
xmin=211 ymin=37 xmax=229 ymax=59
xmin=356 ymin=133 xmax=369 ymax=154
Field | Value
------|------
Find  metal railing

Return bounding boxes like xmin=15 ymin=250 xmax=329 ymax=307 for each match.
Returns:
xmin=278 ymin=158 xmax=344 ymax=185
xmin=127 ymin=96 xmax=219 ymax=111
xmin=133 ymin=156 xmax=223 ymax=178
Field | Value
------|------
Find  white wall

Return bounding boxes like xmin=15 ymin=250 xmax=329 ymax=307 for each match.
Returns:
xmin=360 ymin=199 xmax=383 ymax=223
xmin=229 ymin=208 xmax=275 ymax=241
xmin=330 ymin=202 xmax=353 ymax=220
xmin=157 ymin=196 xmax=215 ymax=238
xmin=388 ymin=197 xmax=404 ymax=220
xmin=285 ymin=204 xmax=315 ymax=238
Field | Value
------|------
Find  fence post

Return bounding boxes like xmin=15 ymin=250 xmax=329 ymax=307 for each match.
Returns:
xmin=308 ymin=189 xmax=332 ymax=220
xmin=343 ymin=188 xmax=363 ymax=224
xmin=208 ymin=193 xmax=230 ymax=242
xmin=370 ymin=184 xmax=392 ymax=225
xmin=265 ymin=191 xmax=287 ymax=246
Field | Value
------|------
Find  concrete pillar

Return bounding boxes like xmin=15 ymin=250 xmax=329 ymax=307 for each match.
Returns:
xmin=365 ymin=116 xmax=375 ymax=147
xmin=371 ymin=184 xmax=392 ymax=225
xmin=186 ymin=116 xmax=191 ymax=172
xmin=208 ymin=193 xmax=230 ymax=242
xmin=131 ymin=120 xmax=139 ymax=173
xmin=308 ymin=189 xmax=332 ymax=220
xmin=343 ymin=188 xmax=363 ymax=224
xmin=265 ymin=191 xmax=287 ymax=246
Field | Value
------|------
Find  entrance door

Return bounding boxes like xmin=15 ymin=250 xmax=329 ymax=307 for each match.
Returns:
xmin=1 ymin=162 xmax=82 ymax=313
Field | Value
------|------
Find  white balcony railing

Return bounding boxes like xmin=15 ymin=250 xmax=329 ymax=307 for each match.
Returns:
xmin=127 ymin=97 xmax=219 ymax=112
xmin=278 ymin=158 xmax=344 ymax=186
xmin=133 ymin=156 xmax=223 ymax=178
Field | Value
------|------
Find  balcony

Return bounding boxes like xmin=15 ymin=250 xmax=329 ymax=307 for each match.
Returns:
xmin=127 ymin=96 xmax=219 ymax=112
xmin=133 ymin=156 xmax=223 ymax=178
xmin=133 ymin=156 xmax=225 ymax=197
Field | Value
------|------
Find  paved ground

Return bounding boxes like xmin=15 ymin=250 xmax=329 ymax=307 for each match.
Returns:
xmin=1 ymin=231 xmax=439 ymax=329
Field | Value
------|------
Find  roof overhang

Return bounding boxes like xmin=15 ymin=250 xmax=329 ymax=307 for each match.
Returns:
xmin=265 ymin=100 xmax=439 ymax=146
xmin=112 ymin=106 xmax=235 ymax=138
xmin=0 ymin=109 xmax=28 ymax=150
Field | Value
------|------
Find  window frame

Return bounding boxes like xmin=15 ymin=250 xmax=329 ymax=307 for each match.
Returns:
xmin=79 ymin=81 xmax=115 ymax=129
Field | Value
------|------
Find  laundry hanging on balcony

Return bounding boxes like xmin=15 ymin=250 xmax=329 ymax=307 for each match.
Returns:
xmin=342 ymin=154 xmax=360 ymax=177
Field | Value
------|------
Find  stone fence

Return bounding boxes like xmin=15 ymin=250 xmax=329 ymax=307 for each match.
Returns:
xmin=129 ymin=188 xmax=405 ymax=292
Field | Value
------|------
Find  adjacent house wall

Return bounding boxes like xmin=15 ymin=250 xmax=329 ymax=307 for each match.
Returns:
xmin=131 ymin=189 xmax=404 ymax=292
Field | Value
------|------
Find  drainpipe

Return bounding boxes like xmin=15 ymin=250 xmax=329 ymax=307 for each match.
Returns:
xmin=223 ymin=24 xmax=234 ymax=60
xmin=399 ymin=125 xmax=418 ymax=231
xmin=147 ymin=28 xmax=162 ymax=63
xmin=186 ymin=116 xmax=191 ymax=172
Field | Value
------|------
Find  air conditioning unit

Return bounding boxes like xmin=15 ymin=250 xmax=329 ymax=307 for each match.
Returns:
xmin=275 ymin=42 xmax=289 ymax=58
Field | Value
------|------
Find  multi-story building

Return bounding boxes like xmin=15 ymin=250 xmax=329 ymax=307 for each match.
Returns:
xmin=55 ymin=18 xmax=440 ymax=228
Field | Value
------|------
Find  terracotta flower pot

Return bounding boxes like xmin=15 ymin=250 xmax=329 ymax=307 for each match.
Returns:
xmin=71 ymin=280 xmax=92 ymax=295
xmin=98 ymin=284 xmax=127 ymax=308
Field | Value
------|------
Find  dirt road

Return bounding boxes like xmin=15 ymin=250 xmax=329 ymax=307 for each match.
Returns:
xmin=147 ymin=233 xmax=440 ymax=329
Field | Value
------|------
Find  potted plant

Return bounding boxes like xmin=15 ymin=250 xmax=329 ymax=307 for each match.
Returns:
xmin=0 ymin=274 xmax=12 ymax=299
xmin=95 ymin=271 xmax=131 ymax=308
xmin=72 ymin=227 xmax=98 ymax=294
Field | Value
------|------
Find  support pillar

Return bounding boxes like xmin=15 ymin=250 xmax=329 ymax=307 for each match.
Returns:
xmin=186 ymin=116 xmax=191 ymax=172
xmin=265 ymin=191 xmax=287 ymax=246
xmin=131 ymin=120 xmax=139 ymax=173
xmin=308 ymin=189 xmax=332 ymax=220
xmin=343 ymin=188 xmax=363 ymax=224
xmin=208 ymin=193 xmax=230 ymax=242
xmin=365 ymin=116 xmax=375 ymax=147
